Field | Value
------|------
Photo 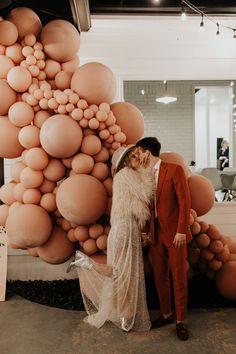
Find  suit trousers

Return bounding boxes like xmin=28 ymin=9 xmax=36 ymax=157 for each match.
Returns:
xmin=151 ymin=239 xmax=187 ymax=322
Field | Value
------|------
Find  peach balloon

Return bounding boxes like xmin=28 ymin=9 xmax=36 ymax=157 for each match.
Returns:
xmin=0 ymin=80 xmax=17 ymax=115
xmin=200 ymin=248 xmax=214 ymax=262
xmin=40 ymin=193 xmax=57 ymax=212
xmin=187 ymin=247 xmax=200 ymax=265
xmin=93 ymin=146 xmax=110 ymax=163
xmin=190 ymin=221 xmax=201 ymax=235
xmin=91 ymin=162 xmax=110 ymax=181
xmin=196 ymin=233 xmax=211 ymax=248
xmin=10 ymin=161 xmax=26 ymax=182
xmin=61 ymin=219 xmax=72 ymax=232
xmin=8 ymin=102 xmax=34 ymax=127
xmin=110 ymin=102 xmax=144 ymax=144
xmin=0 ymin=55 xmax=15 ymax=79
xmin=215 ymin=244 xmax=230 ymax=263
xmin=8 ymin=201 xmax=23 ymax=214
xmin=71 ymin=153 xmax=94 ymax=174
xmin=36 ymin=225 xmax=75 ymax=264
xmin=22 ymin=188 xmax=41 ymax=204
xmin=56 ymin=174 xmax=107 ymax=225
xmin=80 ymin=135 xmax=102 ymax=156
xmin=83 ymin=238 xmax=97 ymax=255
xmin=44 ymin=59 xmax=61 ymax=79
xmin=0 ymin=204 xmax=9 ymax=226
xmin=33 ymin=110 xmax=50 ymax=128
xmin=90 ymin=252 xmax=107 ymax=264
xmin=40 ymin=114 xmax=83 ymax=158
xmin=43 ymin=159 xmax=66 ymax=182
xmin=159 ymin=152 xmax=189 ymax=178
xmin=7 ymin=66 xmax=32 ymax=92
xmin=38 ymin=179 xmax=56 ymax=194
xmin=71 ymin=62 xmax=116 ymax=105
xmin=7 ymin=7 xmax=42 ymax=40
xmin=0 ymin=20 xmax=18 ymax=46
xmin=20 ymin=166 xmax=44 ymax=188
xmin=103 ymin=177 xmax=113 ymax=197
xmin=61 ymin=56 xmax=80 ymax=73
xmin=89 ymin=224 xmax=104 ymax=239
xmin=207 ymin=224 xmax=221 ymax=241
xmin=74 ymin=225 xmax=89 ymax=242
xmin=55 ymin=71 xmax=72 ymax=90
xmin=188 ymin=175 xmax=215 ymax=217
xmin=13 ymin=183 xmax=26 ymax=202
xmin=25 ymin=147 xmax=49 ymax=171
xmin=209 ymin=259 xmax=222 ymax=271
xmin=0 ymin=182 xmax=16 ymax=205
xmin=40 ymin=20 xmax=80 ymax=62
xmin=5 ymin=43 xmax=24 ymax=64
xmin=0 ymin=117 xmax=24 ymax=159
xmin=199 ymin=221 xmax=209 ymax=234
xmin=18 ymin=125 xmax=40 ymax=149
xmin=28 ymin=248 xmax=39 ymax=257
xmin=96 ymin=235 xmax=108 ymax=250
xmin=209 ymin=240 xmax=224 ymax=254
xmin=6 ymin=204 xmax=52 ymax=248
xmin=67 ymin=228 xmax=76 ymax=242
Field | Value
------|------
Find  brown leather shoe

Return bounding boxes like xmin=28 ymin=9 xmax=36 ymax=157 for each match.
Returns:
xmin=151 ymin=314 xmax=174 ymax=329
xmin=176 ymin=322 xmax=189 ymax=340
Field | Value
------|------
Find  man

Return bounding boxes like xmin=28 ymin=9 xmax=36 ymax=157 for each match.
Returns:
xmin=135 ymin=137 xmax=192 ymax=341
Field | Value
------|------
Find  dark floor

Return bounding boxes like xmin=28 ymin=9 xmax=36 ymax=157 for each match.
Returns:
xmin=1 ymin=295 xmax=236 ymax=354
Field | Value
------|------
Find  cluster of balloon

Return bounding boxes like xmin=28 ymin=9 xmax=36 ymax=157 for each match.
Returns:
xmin=0 ymin=7 xmax=145 ymax=264
xmin=188 ymin=209 xmax=236 ymax=301
xmin=158 ymin=152 xmax=236 ymax=301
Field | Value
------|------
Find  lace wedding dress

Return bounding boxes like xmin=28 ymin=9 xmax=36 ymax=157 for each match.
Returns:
xmin=76 ymin=166 xmax=153 ymax=332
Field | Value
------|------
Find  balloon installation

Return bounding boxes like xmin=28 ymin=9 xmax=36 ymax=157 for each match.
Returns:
xmin=0 ymin=7 xmax=236 ymax=302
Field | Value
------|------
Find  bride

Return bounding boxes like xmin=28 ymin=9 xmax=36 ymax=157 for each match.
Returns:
xmin=68 ymin=145 xmax=153 ymax=332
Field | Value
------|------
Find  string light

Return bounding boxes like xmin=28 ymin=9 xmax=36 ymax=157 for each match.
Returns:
xmin=182 ymin=0 xmax=236 ymax=39
xmin=181 ymin=5 xmax=186 ymax=21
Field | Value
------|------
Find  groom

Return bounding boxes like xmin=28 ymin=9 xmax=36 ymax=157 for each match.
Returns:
xmin=135 ymin=137 xmax=192 ymax=341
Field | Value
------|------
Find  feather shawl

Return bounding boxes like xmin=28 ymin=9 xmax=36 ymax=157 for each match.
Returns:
xmin=110 ymin=166 xmax=153 ymax=229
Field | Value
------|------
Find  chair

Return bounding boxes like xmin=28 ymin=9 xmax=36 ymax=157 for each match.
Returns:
xmin=226 ymin=175 xmax=236 ymax=201
xmin=201 ymin=167 xmax=229 ymax=201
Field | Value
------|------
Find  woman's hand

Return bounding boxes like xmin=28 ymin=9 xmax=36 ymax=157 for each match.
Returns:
xmin=141 ymin=232 xmax=152 ymax=247
xmin=134 ymin=147 xmax=151 ymax=167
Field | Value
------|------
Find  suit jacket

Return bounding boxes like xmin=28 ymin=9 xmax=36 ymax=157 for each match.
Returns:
xmin=150 ymin=161 xmax=192 ymax=247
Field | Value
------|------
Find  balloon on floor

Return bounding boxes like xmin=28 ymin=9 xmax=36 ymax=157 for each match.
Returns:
xmin=0 ymin=7 xmax=235 ymax=301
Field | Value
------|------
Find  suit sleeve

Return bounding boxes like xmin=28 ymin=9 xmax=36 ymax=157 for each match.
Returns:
xmin=173 ymin=165 xmax=191 ymax=234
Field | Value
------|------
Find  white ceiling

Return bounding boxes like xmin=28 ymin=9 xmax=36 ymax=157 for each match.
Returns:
xmin=79 ymin=15 xmax=236 ymax=80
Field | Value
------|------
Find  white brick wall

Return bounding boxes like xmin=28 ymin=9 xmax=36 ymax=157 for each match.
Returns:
xmin=124 ymin=80 xmax=236 ymax=166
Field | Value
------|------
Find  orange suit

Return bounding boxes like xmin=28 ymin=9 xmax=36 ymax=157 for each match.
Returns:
xmin=150 ymin=161 xmax=192 ymax=322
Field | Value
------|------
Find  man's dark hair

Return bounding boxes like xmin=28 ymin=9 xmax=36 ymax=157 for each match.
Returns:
xmin=136 ymin=137 xmax=161 ymax=157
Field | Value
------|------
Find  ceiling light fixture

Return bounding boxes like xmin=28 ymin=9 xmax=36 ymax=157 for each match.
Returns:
xmin=155 ymin=81 xmax=177 ymax=105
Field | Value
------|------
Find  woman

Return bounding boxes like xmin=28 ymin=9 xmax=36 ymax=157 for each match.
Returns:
xmin=69 ymin=145 xmax=153 ymax=332
xmin=217 ymin=139 xmax=229 ymax=171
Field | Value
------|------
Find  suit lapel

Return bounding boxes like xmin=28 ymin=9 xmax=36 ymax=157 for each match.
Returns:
xmin=156 ymin=162 xmax=167 ymax=203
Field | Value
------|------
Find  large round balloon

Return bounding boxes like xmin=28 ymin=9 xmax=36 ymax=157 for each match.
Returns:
xmin=188 ymin=175 xmax=215 ymax=216
xmin=71 ymin=62 xmax=116 ymax=105
xmin=0 ymin=80 xmax=17 ymax=115
xmin=6 ymin=204 xmax=52 ymax=248
xmin=110 ymin=102 xmax=144 ymax=144
xmin=40 ymin=20 xmax=80 ymax=62
xmin=0 ymin=117 xmax=24 ymax=158
xmin=36 ymin=226 xmax=75 ymax=264
xmin=216 ymin=261 xmax=236 ymax=300
xmin=40 ymin=114 xmax=83 ymax=158
xmin=159 ymin=151 xmax=189 ymax=177
xmin=7 ymin=7 xmax=42 ymax=40
xmin=56 ymin=174 xmax=107 ymax=225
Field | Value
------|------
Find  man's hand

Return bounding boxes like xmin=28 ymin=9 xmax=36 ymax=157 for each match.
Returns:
xmin=173 ymin=233 xmax=186 ymax=248
xmin=134 ymin=147 xmax=151 ymax=167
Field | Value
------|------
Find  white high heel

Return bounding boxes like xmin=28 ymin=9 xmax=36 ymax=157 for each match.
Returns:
xmin=66 ymin=251 xmax=93 ymax=273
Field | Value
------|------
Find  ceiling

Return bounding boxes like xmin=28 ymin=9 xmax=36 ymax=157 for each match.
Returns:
xmin=1 ymin=1 xmax=236 ymax=81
